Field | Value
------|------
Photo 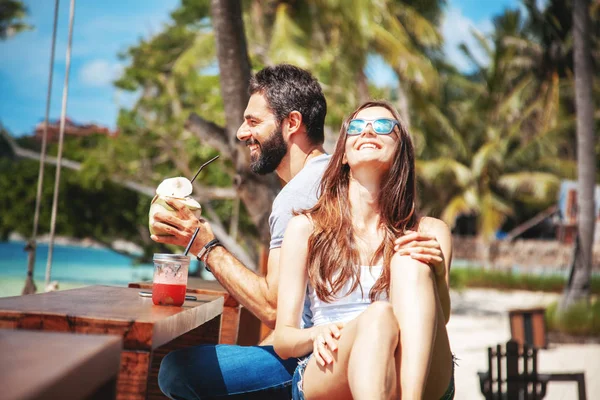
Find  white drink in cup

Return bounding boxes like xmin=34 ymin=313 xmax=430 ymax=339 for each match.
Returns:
xmin=149 ymin=177 xmax=201 ymax=235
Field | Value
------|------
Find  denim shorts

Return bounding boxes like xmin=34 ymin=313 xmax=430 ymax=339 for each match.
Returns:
xmin=291 ymin=354 xmax=312 ymax=400
xmin=291 ymin=354 xmax=456 ymax=400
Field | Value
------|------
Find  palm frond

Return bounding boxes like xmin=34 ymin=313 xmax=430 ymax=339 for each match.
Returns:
xmin=471 ymin=141 xmax=502 ymax=179
xmin=458 ymin=43 xmax=485 ymax=72
xmin=471 ymin=29 xmax=494 ymax=60
xmin=268 ymin=3 xmax=311 ymax=67
xmin=417 ymin=158 xmax=472 ymax=188
xmin=424 ymin=104 xmax=469 ymax=159
xmin=479 ymin=190 xmax=512 ymax=239
xmin=440 ymin=193 xmax=475 ymax=228
xmin=393 ymin=4 xmax=442 ymax=47
xmin=497 ymin=172 xmax=560 ymax=202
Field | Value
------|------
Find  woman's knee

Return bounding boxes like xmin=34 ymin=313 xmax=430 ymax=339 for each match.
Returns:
xmin=360 ymin=301 xmax=399 ymax=337
xmin=391 ymin=253 xmax=434 ymax=286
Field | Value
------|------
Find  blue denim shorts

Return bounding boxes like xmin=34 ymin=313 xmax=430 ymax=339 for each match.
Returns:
xmin=291 ymin=355 xmax=312 ymax=400
xmin=291 ymin=354 xmax=456 ymax=400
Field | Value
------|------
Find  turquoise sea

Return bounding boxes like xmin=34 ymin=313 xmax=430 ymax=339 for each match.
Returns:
xmin=0 ymin=241 xmax=201 ymax=292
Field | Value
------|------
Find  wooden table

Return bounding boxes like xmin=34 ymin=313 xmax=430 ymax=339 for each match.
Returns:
xmin=1 ymin=329 xmax=121 ymax=400
xmin=0 ymin=285 xmax=224 ymax=400
xmin=130 ymin=278 xmax=262 ymax=346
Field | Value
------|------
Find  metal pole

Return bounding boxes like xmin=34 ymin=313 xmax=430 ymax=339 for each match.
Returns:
xmin=45 ymin=0 xmax=76 ymax=289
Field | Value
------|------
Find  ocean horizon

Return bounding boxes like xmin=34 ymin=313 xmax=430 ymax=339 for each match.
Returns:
xmin=0 ymin=240 xmax=200 ymax=287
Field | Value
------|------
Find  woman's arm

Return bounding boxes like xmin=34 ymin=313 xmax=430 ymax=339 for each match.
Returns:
xmin=273 ymin=215 xmax=319 ymax=359
xmin=421 ymin=217 xmax=453 ymax=324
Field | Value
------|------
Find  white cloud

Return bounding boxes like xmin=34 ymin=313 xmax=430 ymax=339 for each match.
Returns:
xmin=78 ymin=59 xmax=123 ymax=87
xmin=442 ymin=7 xmax=494 ymax=72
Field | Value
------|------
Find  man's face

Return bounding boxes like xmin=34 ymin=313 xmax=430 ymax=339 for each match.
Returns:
xmin=237 ymin=93 xmax=288 ymax=174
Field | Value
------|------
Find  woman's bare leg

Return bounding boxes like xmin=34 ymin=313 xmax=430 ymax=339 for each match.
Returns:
xmin=391 ymin=254 xmax=453 ymax=400
xmin=302 ymin=302 xmax=399 ymax=400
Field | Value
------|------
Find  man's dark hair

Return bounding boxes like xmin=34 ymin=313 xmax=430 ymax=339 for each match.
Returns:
xmin=248 ymin=64 xmax=327 ymax=145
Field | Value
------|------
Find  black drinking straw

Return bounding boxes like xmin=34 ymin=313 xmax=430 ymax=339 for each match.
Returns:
xmin=183 ymin=227 xmax=200 ymax=256
xmin=190 ymin=155 xmax=219 ymax=184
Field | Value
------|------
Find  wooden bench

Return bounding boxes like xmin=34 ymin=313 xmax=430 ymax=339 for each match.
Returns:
xmin=1 ymin=329 xmax=121 ymax=400
xmin=478 ymin=340 xmax=587 ymax=400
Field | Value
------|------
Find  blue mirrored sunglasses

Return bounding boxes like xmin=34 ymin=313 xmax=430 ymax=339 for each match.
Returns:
xmin=347 ymin=118 xmax=399 ymax=136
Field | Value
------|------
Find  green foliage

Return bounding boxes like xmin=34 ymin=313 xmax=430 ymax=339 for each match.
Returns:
xmin=0 ymin=157 xmax=130 ymax=238
xmin=0 ymin=0 xmax=32 ymax=40
xmin=412 ymin=0 xmax=600 ymax=238
xmin=546 ymin=299 xmax=600 ymax=337
xmin=3 ymin=0 xmax=598 ymax=256
xmin=0 ymin=154 xmax=164 ymax=260
xmin=449 ymin=267 xmax=600 ymax=294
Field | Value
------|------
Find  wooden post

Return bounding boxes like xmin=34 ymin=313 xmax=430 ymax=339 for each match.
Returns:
xmin=506 ymin=340 xmax=520 ymax=399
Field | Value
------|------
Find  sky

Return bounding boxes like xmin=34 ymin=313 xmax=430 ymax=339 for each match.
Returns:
xmin=0 ymin=0 xmax=526 ymax=137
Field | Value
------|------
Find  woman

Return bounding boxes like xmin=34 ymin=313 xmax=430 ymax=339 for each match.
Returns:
xmin=274 ymin=101 xmax=454 ymax=400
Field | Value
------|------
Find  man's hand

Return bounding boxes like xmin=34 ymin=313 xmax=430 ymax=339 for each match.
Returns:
xmin=150 ymin=198 xmax=215 ymax=255
xmin=394 ymin=230 xmax=445 ymax=277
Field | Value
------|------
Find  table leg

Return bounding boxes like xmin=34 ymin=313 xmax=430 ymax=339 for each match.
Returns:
xmin=146 ymin=315 xmax=222 ymax=400
xmin=220 ymin=305 xmax=240 ymax=344
xmin=116 ymin=351 xmax=152 ymax=400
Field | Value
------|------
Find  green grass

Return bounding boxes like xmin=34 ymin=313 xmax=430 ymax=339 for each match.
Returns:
xmin=449 ymin=267 xmax=600 ymax=294
xmin=545 ymin=299 xmax=600 ymax=337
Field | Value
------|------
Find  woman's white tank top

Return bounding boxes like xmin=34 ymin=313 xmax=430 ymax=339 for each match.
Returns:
xmin=308 ymin=266 xmax=385 ymax=327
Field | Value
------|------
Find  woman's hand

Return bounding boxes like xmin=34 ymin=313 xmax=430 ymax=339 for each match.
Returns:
xmin=310 ymin=322 xmax=345 ymax=366
xmin=394 ymin=230 xmax=445 ymax=277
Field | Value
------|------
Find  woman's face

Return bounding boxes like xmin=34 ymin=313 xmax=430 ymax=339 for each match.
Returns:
xmin=343 ymin=106 xmax=399 ymax=171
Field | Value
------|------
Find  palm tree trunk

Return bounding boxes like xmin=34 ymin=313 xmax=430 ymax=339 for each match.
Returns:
xmin=396 ymin=82 xmax=411 ymax=128
xmin=210 ymin=0 xmax=279 ymax=244
xmin=357 ymin=70 xmax=370 ymax=104
xmin=561 ymin=0 xmax=596 ymax=309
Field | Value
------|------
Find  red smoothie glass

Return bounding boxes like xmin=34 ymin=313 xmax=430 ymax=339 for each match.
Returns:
xmin=152 ymin=254 xmax=190 ymax=306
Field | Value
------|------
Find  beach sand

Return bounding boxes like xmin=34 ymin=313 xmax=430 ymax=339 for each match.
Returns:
xmin=449 ymin=288 xmax=600 ymax=400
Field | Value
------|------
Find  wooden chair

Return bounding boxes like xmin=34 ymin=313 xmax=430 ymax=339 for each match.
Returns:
xmin=478 ymin=340 xmax=587 ymax=400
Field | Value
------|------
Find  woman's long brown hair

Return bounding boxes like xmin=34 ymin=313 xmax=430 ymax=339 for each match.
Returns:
xmin=301 ymin=100 xmax=418 ymax=302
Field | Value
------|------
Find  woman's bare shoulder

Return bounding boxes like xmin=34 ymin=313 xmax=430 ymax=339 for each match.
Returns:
xmin=418 ymin=216 xmax=451 ymax=237
xmin=286 ymin=214 xmax=314 ymax=237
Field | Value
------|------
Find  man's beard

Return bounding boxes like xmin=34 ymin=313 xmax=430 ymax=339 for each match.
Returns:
xmin=248 ymin=125 xmax=287 ymax=175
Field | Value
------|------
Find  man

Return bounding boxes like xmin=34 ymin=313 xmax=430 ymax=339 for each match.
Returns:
xmin=152 ymin=64 xmax=330 ymax=399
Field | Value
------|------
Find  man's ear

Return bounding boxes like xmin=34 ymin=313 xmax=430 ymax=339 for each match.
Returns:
xmin=284 ymin=111 xmax=303 ymax=139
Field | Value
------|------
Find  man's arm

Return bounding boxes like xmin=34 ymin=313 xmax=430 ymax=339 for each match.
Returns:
xmin=151 ymin=198 xmax=281 ymax=328
xmin=204 ymin=246 xmax=280 ymax=329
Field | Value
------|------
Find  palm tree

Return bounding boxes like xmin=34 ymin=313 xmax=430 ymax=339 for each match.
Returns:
xmin=208 ymin=0 xmax=280 ymax=245
xmin=562 ymin=0 xmax=596 ymax=309
xmin=416 ymin=10 xmax=567 ymax=245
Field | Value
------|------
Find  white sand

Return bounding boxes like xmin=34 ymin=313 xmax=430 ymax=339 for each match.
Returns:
xmin=448 ymin=288 xmax=600 ymax=400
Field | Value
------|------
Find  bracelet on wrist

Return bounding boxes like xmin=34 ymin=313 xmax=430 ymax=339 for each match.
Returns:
xmin=196 ymin=238 xmax=223 ymax=273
